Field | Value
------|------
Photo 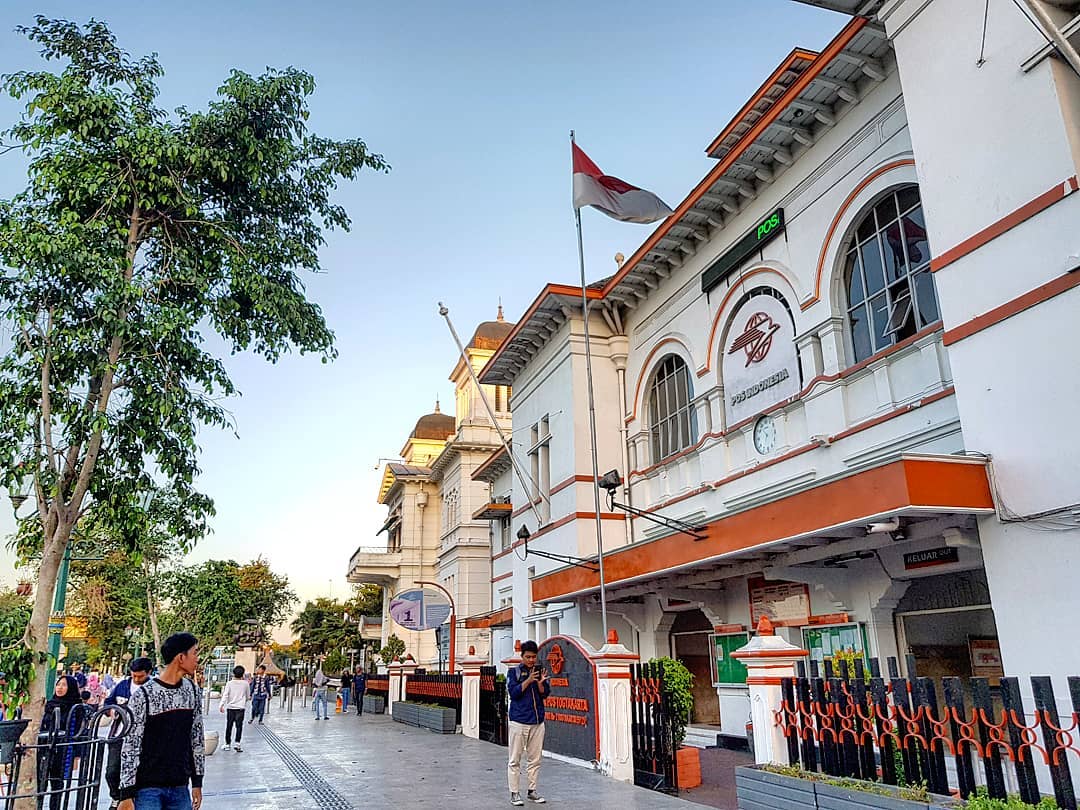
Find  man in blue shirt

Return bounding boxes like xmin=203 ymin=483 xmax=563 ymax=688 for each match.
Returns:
xmin=506 ymin=640 xmax=549 ymax=806
xmin=103 ymin=657 xmax=153 ymax=810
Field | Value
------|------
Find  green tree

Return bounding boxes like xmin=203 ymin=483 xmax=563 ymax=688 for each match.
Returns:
xmin=0 ymin=15 xmax=387 ymax=758
xmin=290 ymin=597 xmax=353 ymax=660
xmin=379 ymin=634 xmax=406 ymax=665
xmin=165 ymin=557 xmax=296 ymax=650
xmin=0 ymin=587 xmax=32 ymax=710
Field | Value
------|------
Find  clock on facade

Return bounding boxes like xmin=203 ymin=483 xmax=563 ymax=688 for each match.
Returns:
xmin=753 ymin=415 xmax=778 ymax=455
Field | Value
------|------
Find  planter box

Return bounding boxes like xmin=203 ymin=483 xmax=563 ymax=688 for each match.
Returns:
xmin=676 ymin=746 xmax=702 ymax=789
xmin=363 ymin=695 xmax=385 ymax=714
xmin=392 ymin=701 xmax=419 ymax=726
xmin=735 ymin=767 xmax=959 ymax=810
xmin=417 ymin=705 xmax=456 ymax=734
xmin=736 ymin=765 xmax=817 ymax=810
xmin=815 ymin=780 xmax=957 ymax=810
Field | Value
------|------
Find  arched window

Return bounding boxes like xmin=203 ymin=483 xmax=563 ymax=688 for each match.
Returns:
xmin=844 ymin=185 xmax=939 ymax=363
xmin=648 ymin=355 xmax=696 ymax=462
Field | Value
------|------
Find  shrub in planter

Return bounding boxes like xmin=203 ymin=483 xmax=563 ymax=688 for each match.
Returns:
xmin=416 ymin=703 xmax=456 ymax=733
xmin=362 ymin=694 xmax=385 ymax=714
xmin=648 ymin=657 xmax=699 ymax=789
xmin=736 ymin=764 xmax=817 ymax=808
xmin=392 ymin=700 xmax=420 ymax=726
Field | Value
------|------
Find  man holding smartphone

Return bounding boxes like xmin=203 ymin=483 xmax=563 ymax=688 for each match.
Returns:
xmin=506 ymin=640 xmax=549 ymax=805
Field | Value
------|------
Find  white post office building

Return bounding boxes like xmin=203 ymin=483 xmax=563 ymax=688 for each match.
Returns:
xmin=475 ymin=0 xmax=1080 ymax=741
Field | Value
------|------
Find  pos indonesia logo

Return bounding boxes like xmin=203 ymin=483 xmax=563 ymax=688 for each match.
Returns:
xmin=546 ymin=644 xmax=565 ymax=675
xmin=728 ymin=312 xmax=780 ymax=367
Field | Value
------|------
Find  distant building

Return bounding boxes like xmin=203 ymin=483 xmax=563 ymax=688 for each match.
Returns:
xmin=347 ymin=310 xmax=514 ymax=668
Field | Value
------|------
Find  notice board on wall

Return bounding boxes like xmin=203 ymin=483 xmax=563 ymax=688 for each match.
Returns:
xmin=748 ymin=576 xmax=810 ymax=627
xmin=710 ymin=633 xmax=750 ymax=686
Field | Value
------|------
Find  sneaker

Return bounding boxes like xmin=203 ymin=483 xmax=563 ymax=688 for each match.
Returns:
xmin=527 ymin=791 xmax=546 ymax=804
xmin=234 ymin=744 xmax=243 ymax=752
xmin=510 ymin=794 xmax=524 ymax=807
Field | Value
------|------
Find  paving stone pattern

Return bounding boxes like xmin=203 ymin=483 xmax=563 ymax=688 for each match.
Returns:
xmin=100 ymin=699 xmax=713 ymax=809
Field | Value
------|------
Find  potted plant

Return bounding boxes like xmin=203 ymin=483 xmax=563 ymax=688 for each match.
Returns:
xmin=1 ymin=603 xmax=35 ymax=763
xmin=735 ymin=765 xmax=961 ymax=810
xmin=363 ymin=693 xmax=385 ymax=714
xmin=648 ymin=657 xmax=701 ymax=789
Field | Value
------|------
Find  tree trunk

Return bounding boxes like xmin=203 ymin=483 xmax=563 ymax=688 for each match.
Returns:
xmin=15 ymin=523 xmax=74 ymax=809
xmin=146 ymin=569 xmax=162 ymax=664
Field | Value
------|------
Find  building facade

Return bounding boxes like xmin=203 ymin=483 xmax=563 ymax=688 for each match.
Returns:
xmin=347 ymin=312 xmax=515 ymax=668
xmin=476 ymin=4 xmax=1079 ymax=740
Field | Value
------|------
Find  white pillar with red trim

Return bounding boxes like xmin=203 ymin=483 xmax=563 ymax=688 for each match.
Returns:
xmin=387 ymin=659 xmax=403 ymax=712
xmin=731 ymin=617 xmax=808 ymax=766
xmin=591 ymin=630 xmax=639 ymax=784
xmin=399 ymin=656 xmax=418 ymax=702
xmin=459 ymin=646 xmax=488 ymax=739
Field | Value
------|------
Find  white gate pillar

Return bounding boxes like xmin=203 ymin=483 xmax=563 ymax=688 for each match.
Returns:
xmin=460 ymin=646 xmax=487 ymax=739
xmin=399 ymin=656 xmax=418 ymax=702
xmin=731 ymin=617 xmax=807 ymax=766
xmin=387 ymin=659 xmax=403 ymax=712
xmin=591 ymin=630 xmax=639 ymax=784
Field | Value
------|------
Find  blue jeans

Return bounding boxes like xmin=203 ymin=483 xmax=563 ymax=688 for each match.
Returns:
xmin=251 ymin=694 xmax=266 ymax=722
xmin=133 ymin=785 xmax=192 ymax=810
xmin=341 ymin=688 xmax=350 ymax=710
xmin=313 ymin=688 xmax=328 ymax=718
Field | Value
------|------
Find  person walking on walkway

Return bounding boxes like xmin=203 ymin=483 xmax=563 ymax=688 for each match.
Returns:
xmin=40 ymin=675 xmax=93 ymax=810
xmin=339 ymin=670 xmax=352 ymax=713
xmin=117 ymin=632 xmax=205 ymax=810
xmin=352 ymin=666 xmax=367 ymax=716
xmin=312 ymin=666 xmax=329 ymax=720
xmin=506 ymin=640 xmax=549 ymax=806
xmin=249 ymin=665 xmax=271 ymax=724
xmin=220 ymin=666 xmax=249 ymax=751
xmin=103 ymin=657 xmax=153 ymax=810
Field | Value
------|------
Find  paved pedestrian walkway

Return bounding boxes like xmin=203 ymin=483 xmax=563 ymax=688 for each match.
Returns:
xmin=100 ymin=699 xmax=715 ymax=809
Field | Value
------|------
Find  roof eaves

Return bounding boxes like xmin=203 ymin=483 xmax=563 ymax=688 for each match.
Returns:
xmin=600 ymin=16 xmax=868 ymax=301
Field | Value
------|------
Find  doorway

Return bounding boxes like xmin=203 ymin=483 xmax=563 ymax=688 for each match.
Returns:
xmin=669 ymin=607 xmax=721 ymax=726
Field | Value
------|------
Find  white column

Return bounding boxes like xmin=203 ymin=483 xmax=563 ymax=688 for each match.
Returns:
xmin=387 ymin=660 xmax=403 ymax=712
xmin=590 ymin=630 xmax=639 ymax=784
xmin=399 ymin=658 xmax=418 ymax=702
xmin=731 ymin=618 xmax=807 ymax=766
xmin=459 ymin=646 xmax=487 ymax=740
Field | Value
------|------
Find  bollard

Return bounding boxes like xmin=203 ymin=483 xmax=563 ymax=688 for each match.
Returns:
xmin=287 ymin=685 xmax=294 ymax=713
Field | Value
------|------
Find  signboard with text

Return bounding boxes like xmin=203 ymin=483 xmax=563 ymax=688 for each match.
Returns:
xmin=536 ymin=636 xmax=598 ymax=763
xmin=389 ymin=588 xmax=452 ymax=631
xmin=748 ymin=576 xmax=810 ymax=628
xmin=903 ymin=547 xmax=959 ymax=570
xmin=723 ymin=293 xmax=800 ymax=425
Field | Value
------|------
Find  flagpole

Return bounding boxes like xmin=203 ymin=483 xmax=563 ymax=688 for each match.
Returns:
xmin=438 ymin=302 xmax=548 ymax=532
xmin=570 ymin=130 xmax=610 ymax=643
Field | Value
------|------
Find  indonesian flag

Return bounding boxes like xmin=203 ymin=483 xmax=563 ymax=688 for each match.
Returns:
xmin=572 ymin=142 xmax=673 ymax=224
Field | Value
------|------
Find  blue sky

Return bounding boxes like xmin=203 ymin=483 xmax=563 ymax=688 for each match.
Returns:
xmin=0 ymin=1 xmax=843 ymax=631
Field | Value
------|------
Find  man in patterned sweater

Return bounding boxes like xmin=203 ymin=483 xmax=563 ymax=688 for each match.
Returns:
xmin=118 ymin=632 xmax=205 ymax=810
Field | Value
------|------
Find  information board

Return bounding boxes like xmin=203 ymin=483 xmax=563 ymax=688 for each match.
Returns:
xmin=536 ymin=636 xmax=598 ymax=763
xmin=710 ymin=633 xmax=749 ymax=686
xmin=748 ymin=576 xmax=810 ymax=627
xmin=389 ymin=588 xmax=452 ymax=631
xmin=802 ymin=623 xmax=868 ymax=666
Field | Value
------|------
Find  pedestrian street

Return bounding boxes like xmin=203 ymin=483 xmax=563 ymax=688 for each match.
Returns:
xmin=101 ymin=698 xmax=710 ymax=810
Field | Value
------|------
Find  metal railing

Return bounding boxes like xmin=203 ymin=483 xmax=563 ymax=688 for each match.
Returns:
xmin=1 ymin=703 xmax=133 ymax=809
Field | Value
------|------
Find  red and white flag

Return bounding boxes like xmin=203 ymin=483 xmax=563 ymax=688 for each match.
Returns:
xmin=572 ymin=142 xmax=673 ymax=224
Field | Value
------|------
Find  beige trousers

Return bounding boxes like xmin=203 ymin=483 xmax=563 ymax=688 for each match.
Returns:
xmin=507 ymin=720 xmax=545 ymax=793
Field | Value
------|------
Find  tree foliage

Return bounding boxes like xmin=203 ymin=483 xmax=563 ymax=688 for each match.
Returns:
xmin=0 ymin=588 xmax=33 ymax=709
xmin=379 ymin=634 xmax=406 ymax=664
xmin=164 ymin=557 xmax=296 ymax=651
xmin=289 ymin=585 xmax=382 ymax=661
xmin=0 ymin=15 xmax=386 ymax=752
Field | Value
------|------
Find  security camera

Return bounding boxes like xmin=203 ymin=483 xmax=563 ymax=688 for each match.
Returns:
xmin=598 ymin=469 xmax=623 ymax=492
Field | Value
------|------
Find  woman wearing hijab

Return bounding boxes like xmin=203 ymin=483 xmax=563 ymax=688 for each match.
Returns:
xmin=40 ymin=675 xmax=92 ymax=810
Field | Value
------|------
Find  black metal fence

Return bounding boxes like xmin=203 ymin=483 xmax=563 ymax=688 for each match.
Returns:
xmin=1 ymin=703 xmax=133 ymax=810
xmin=777 ymin=656 xmax=1080 ymax=809
xmin=479 ymin=666 xmax=508 ymax=746
xmin=631 ymin=661 xmax=678 ymax=794
xmin=405 ymin=673 xmax=463 ymax=726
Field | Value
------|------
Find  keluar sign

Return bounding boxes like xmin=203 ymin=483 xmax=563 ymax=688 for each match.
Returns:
xmin=536 ymin=636 xmax=599 ymax=763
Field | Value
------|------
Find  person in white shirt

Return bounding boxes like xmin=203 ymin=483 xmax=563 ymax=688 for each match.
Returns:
xmin=219 ymin=666 xmax=250 ymax=751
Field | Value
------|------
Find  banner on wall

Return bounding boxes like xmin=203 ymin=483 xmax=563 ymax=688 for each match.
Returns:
xmin=722 ymin=292 xmax=800 ymax=425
